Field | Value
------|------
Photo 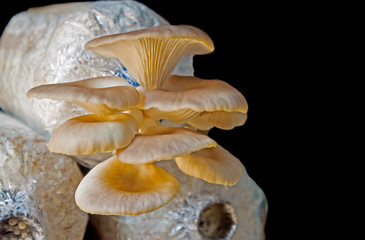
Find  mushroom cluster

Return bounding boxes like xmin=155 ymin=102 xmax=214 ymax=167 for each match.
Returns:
xmin=27 ymin=25 xmax=248 ymax=215
xmin=0 ymin=218 xmax=35 ymax=240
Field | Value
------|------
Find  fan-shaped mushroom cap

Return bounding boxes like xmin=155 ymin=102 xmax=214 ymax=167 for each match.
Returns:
xmin=27 ymin=76 xmax=141 ymax=115
xmin=144 ymin=75 xmax=248 ymax=113
xmin=175 ymin=144 xmax=243 ymax=186
xmin=85 ymin=25 xmax=214 ymax=91
xmin=47 ymin=113 xmax=138 ymax=155
xmin=116 ymin=127 xmax=216 ymax=164
xmin=75 ymin=156 xmax=180 ymax=215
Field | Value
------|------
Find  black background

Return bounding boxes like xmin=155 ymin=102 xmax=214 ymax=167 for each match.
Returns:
xmin=0 ymin=1 xmax=295 ymax=239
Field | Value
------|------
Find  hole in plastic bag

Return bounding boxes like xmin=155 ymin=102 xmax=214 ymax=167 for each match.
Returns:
xmin=197 ymin=202 xmax=237 ymax=240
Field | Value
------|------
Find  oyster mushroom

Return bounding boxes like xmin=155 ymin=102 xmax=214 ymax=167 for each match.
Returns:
xmin=27 ymin=77 xmax=142 ymax=155
xmin=144 ymin=75 xmax=248 ymax=130
xmin=116 ymin=119 xmax=216 ymax=164
xmin=47 ymin=113 xmax=139 ymax=155
xmin=175 ymin=144 xmax=244 ymax=186
xmin=84 ymin=25 xmax=214 ymax=91
xmin=27 ymin=76 xmax=142 ymax=116
xmin=26 ymin=25 xmax=250 ymax=216
xmin=75 ymin=156 xmax=180 ymax=215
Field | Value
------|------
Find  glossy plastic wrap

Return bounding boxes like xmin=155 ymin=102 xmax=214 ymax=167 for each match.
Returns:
xmin=89 ymin=160 xmax=267 ymax=240
xmin=0 ymin=0 xmax=193 ymax=138
xmin=0 ymin=112 xmax=88 ymax=240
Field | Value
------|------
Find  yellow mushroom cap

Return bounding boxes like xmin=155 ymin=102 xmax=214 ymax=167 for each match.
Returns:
xmin=175 ymin=144 xmax=244 ymax=186
xmin=85 ymin=25 xmax=214 ymax=91
xmin=75 ymin=156 xmax=180 ymax=215
xmin=27 ymin=76 xmax=141 ymax=115
xmin=116 ymin=127 xmax=216 ymax=164
xmin=47 ymin=113 xmax=138 ymax=155
xmin=144 ymin=75 xmax=248 ymax=113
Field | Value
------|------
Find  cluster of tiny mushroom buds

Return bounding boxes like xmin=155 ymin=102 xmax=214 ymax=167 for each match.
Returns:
xmin=0 ymin=218 xmax=33 ymax=240
xmin=27 ymin=25 xmax=248 ymax=215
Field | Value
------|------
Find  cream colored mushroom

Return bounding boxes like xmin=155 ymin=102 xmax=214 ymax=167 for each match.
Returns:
xmin=85 ymin=25 xmax=214 ymax=91
xmin=21 ymin=22 xmax=250 ymax=218
xmin=144 ymin=108 xmax=200 ymax=124
xmin=199 ymin=111 xmax=248 ymax=130
xmin=27 ymin=76 xmax=142 ymax=115
xmin=116 ymin=125 xmax=216 ymax=164
xmin=144 ymin=75 xmax=248 ymax=129
xmin=186 ymin=116 xmax=214 ymax=131
xmin=75 ymin=156 xmax=180 ymax=215
xmin=175 ymin=144 xmax=244 ymax=186
xmin=145 ymin=75 xmax=247 ymax=113
xmin=47 ymin=113 xmax=139 ymax=155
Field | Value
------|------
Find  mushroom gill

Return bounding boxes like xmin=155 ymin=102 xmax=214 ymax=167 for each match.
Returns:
xmin=85 ymin=25 xmax=214 ymax=91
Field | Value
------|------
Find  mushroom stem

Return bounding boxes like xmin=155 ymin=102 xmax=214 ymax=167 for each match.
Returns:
xmin=138 ymin=117 xmax=165 ymax=135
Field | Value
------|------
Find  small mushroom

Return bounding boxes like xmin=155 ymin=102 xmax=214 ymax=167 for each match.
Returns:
xmin=47 ymin=113 xmax=139 ymax=155
xmin=116 ymin=126 xmax=216 ymax=164
xmin=175 ymin=144 xmax=244 ymax=186
xmin=85 ymin=25 xmax=214 ymax=91
xmin=27 ymin=76 xmax=141 ymax=115
xmin=75 ymin=156 xmax=180 ymax=215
